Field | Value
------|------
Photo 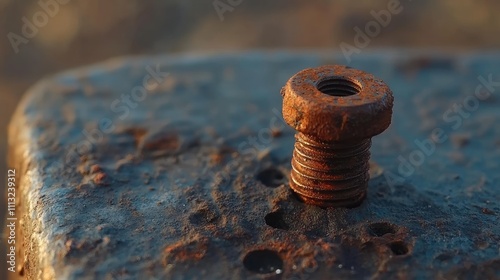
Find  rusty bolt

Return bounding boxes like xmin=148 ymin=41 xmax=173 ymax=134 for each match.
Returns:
xmin=281 ymin=65 xmax=394 ymax=208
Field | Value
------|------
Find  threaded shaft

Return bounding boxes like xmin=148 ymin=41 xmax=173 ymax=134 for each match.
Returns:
xmin=290 ymin=133 xmax=371 ymax=208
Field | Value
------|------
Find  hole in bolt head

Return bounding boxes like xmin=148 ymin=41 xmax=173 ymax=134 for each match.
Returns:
xmin=243 ymin=249 xmax=284 ymax=275
xmin=257 ymin=167 xmax=286 ymax=188
xmin=316 ymin=77 xmax=362 ymax=97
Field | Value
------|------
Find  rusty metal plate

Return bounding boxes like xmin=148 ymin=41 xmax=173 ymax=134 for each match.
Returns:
xmin=8 ymin=52 xmax=500 ymax=279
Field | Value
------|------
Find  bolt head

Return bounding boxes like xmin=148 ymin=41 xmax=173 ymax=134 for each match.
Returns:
xmin=281 ymin=65 xmax=394 ymax=141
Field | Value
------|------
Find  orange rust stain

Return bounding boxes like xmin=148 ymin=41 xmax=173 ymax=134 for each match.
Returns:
xmin=163 ymin=235 xmax=209 ymax=265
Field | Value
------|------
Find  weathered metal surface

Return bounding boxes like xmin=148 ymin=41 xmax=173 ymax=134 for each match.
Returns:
xmin=7 ymin=52 xmax=500 ymax=279
xmin=281 ymin=65 xmax=394 ymax=207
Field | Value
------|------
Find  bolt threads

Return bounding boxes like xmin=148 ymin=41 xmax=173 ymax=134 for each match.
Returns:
xmin=290 ymin=133 xmax=371 ymax=208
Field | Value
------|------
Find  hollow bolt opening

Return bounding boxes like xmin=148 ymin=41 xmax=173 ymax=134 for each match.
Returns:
xmin=316 ymin=77 xmax=361 ymax=97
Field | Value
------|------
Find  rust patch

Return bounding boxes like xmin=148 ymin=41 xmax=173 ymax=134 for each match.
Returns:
xmin=163 ymin=235 xmax=210 ymax=265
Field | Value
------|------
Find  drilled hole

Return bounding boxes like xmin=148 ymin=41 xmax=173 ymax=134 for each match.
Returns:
xmin=265 ymin=211 xmax=289 ymax=230
xmin=243 ymin=250 xmax=283 ymax=274
xmin=189 ymin=209 xmax=218 ymax=225
xmin=257 ymin=168 xmax=286 ymax=188
xmin=316 ymin=77 xmax=361 ymax=97
xmin=367 ymin=222 xmax=397 ymax=237
xmin=389 ymin=241 xmax=409 ymax=255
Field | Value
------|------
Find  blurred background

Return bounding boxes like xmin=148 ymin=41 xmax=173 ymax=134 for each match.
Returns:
xmin=1 ymin=0 xmax=499 ymax=276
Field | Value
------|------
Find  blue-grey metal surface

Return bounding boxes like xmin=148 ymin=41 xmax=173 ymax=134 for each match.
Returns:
xmin=8 ymin=52 xmax=500 ymax=279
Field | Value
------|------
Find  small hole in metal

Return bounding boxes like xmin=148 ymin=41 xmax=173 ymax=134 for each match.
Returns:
xmin=389 ymin=241 xmax=409 ymax=255
xmin=243 ymin=250 xmax=284 ymax=274
xmin=257 ymin=168 xmax=286 ymax=188
xmin=265 ymin=211 xmax=289 ymax=230
xmin=367 ymin=222 xmax=397 ymax=237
